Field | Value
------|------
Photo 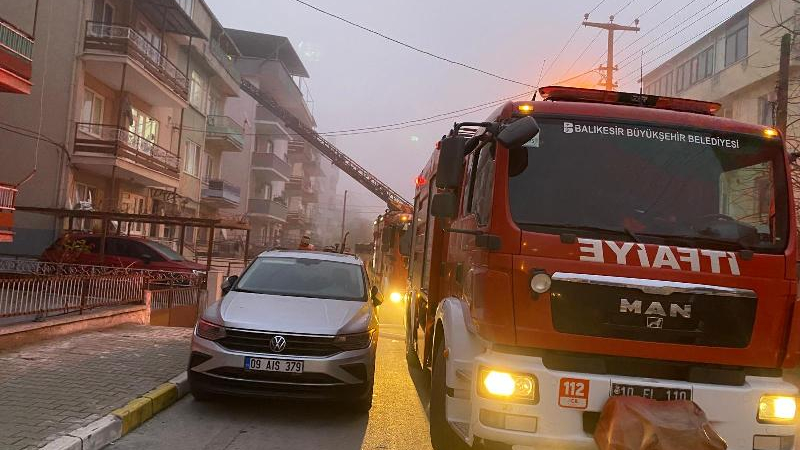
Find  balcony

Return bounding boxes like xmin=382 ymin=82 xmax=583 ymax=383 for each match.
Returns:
xmin=286 ymin=176 xmax=318 ymax=202
xmin=0 ymin=16 xmax=33 ymax=94
xmin=248 ymin=198 xmax=288 ymax=221
xmin=286 ymin=209 xmax=309 ymax=226
xmin=210 ymin=39 xmax=241 ymax=83
xmin=83 ymin=22 xmax=189 ymax=104
xmin=206 ymin=115 xmax=244 ymax=152
xmin=201 ymin=179 xmax=241 ymax=207
xmin=73 ymin=123 xmax=180 ymax=188
xmin=251 ymin=152 xmax=291 ymax=182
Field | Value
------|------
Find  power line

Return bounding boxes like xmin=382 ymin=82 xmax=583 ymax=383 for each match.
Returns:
xmin=620 ymin=0 xmax=730 ymax=67
xmin=184 ymin=90 xmax=534 ymax=138
xmin=289 ymin=0 xmax=535 ymax=87
xmin=616 ymin=9 xmax=737 ymax=84
xmin=584 ymin=0 xmax=669 ymax=76
xmin=615 ymin=0 xmax=735 ymax=77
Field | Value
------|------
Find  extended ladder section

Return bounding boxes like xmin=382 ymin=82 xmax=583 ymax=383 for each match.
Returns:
xmin=240 ymin=80 xmax=412 ymax=212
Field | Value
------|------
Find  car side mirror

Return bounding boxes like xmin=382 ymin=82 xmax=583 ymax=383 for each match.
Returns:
xmin=436 ymin=136 xmax=467 ymax=189
xmin=221 ymin=275 xmax=238 ymax=294
xmin=497 ymin=116 xmax=540 ymax=149
xmin=141 ymin=254 xmax=153 ymax=264
xmin=370 ymin=285 xmax=383 ymax=306
xmin=431 ymin=192 xmax=458 ymax=218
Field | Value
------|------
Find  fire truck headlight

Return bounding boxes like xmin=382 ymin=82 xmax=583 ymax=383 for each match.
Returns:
xmin=390 ymin=292 xmax=403 ymax=303
xmin=479 ymin=368 xmax=537 ymax=402
xmin=758 ymin=395 xmax=797 ymax=424
xmin=530 ymin=273 xmax=552 ymax=294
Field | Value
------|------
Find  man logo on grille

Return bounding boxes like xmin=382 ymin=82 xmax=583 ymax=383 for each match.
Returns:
xmin=269 ymin=335 xmax=287 ymax=353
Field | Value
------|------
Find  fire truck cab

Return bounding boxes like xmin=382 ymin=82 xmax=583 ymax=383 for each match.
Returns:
xmin=405 ymin=87 xmax=799 ymax=450
xmin=372 ymin=211 xmax=412 ymax=303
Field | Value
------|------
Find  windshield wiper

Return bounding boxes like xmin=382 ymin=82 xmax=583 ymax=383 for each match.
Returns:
xmin=232 ymin=287 xmax=262 ymax=294
xmin=519 ymin=223 xmax=641 ymax=243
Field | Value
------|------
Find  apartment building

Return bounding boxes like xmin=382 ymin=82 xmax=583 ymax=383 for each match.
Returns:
xmin=642 ymin=0 xmax=799 ymax=137
xmin=0 ymin=0 xmax=240 ymax=256
xmin=0 ymin=3 xmax=34 ymax=94
xmin=221 ymin=30 xmax=322 ymax=251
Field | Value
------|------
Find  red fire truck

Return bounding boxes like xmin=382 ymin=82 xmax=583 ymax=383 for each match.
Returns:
xmin=372 ymin=210 xmax=412 ymax=303
xmin=405 ymin=86 xmax=799 ymax=449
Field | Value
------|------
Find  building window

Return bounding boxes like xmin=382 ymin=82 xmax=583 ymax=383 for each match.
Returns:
xmin=203 ymin=152 xmax=214 ymax=181
xmin=184 ymin=141 xmax=200 ymax=176
xmin=189 ymin=71 xmax=208 ymax=113
xmin=176 ymin=0 xmax=193 ymax=17
xmin=697 ymin=46 xmax=715 ymax=81
xmin=675 ymin=61 xmax=692 ymax=92
xmin=80 ymin=89 xmax=105 ymax=135
xmin=725 ymin=23 xmax=748 ymax=66
xmin=758 ymin=95 xmax=774 ymax=126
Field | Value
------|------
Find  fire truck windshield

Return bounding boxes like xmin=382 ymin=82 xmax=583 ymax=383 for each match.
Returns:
xmin=508 ymin=118 xmax=789 ymax=254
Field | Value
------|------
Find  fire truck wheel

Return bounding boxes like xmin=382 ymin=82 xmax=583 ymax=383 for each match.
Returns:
xmin=430 ymin=336 xmax=469 ymax=450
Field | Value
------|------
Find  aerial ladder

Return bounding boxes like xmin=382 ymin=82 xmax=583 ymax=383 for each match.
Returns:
xmin=240 ymin=80 xmax=413 ymax=213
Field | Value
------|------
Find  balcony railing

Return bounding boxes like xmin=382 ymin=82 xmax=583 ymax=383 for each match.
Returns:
xmin=248 ymin=198 xmax=288 ymax=220
xmin=210 ymin=40 xmax=240 ymax=82
xmin=84 ymin=22 xmax=189 ymax=100
xmin=202 ymin=179 xmax=241 ymax=205
xmin=74 ymin=123 xmax=180 ymax=177
xmin=251 ymin=152 xmax=291 ymax=178
xmin=0 ymin=184 xmax=17 ymax=211
xmin=206 ymin=115 xmax=244 ymax=150
xmin=0 ymin=16 xmax=33 ymax=60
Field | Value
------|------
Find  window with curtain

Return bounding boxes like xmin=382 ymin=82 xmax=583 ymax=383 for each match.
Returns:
xmin=184 ymin=141 xmax=200 ymax=176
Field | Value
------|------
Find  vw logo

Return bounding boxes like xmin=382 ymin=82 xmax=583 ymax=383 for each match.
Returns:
xmin=269 ymin=335 xmax=287 ymax=353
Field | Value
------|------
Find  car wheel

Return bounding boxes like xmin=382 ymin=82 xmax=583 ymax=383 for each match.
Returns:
xmin=430 ymin=336 xmax=469 ymax=450
xmin=405 ymin=305 xmax=420 ymax=369
xmin=350 ymin=384 xmax=374 ymax=413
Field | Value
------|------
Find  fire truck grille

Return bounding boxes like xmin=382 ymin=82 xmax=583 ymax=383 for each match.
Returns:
xmin=549 ymin=280 xmax=757 ymax=348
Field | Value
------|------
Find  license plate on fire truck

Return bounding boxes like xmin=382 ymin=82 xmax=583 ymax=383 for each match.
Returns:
xmin=610 ymin=383 xmax=691 ymax=401
xmin=244 ymin=356 xmax=304 ymax=373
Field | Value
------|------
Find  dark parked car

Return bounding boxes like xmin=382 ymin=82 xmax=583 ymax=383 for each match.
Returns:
xmin=41 ymin=233 xmax=206 ymax=273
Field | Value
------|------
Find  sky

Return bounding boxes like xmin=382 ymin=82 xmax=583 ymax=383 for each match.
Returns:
xmin=206 ymin=0 xmax=755 ymax=215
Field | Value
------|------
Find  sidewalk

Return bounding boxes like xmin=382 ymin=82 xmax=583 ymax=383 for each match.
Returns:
xmin=0 ymin=324 xmax=192 ymax=450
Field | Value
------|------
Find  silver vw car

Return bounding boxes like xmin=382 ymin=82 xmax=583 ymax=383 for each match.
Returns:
xmin=187 ymin=250 xmax=381 ymax=411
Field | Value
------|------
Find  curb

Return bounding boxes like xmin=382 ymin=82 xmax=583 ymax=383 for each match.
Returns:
xmin=42 ymin=371 xmax=190 ymax=450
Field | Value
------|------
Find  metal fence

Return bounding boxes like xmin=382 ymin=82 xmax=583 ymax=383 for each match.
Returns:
xmin=150 ymin=286 xmax=206 ymax=311
xmin=0 ymin=273 xmax=145 ymax=319
xmin=0 ymin=259 xmax=206 ymax=321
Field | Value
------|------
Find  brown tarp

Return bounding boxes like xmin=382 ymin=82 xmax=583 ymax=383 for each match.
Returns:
xmin=594 ymin=397 xmax=727 ymax=450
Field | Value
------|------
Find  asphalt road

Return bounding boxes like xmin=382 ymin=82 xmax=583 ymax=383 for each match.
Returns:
xmin=109 ymin=301 xmax=434 ymax=450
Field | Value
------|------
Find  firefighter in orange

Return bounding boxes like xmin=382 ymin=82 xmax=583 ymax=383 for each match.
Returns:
xmin=298 ymin=235 xmax=315 ymax=250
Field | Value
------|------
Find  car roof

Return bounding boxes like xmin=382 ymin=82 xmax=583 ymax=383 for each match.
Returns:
xmin=256 ymin=249 xmax=364 ymax=266
xmin=63 ymin=233 xmax=151 ymax=242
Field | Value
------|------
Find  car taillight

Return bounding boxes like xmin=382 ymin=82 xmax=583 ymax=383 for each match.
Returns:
xmin=196 ymin=319 xmax=226 ymax=341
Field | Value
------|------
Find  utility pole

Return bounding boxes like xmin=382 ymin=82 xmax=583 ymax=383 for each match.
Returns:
xmin=776 ymin=33 xmax=791 ymax=136
xmin=340 ymin=190 xmax=348 ymax=249
xmin=582 ymin=15 xmax=640 ymax=91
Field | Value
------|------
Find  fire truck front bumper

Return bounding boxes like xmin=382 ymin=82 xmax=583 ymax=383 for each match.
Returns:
xmin=470 ymin=349 xmax=797 ymax=450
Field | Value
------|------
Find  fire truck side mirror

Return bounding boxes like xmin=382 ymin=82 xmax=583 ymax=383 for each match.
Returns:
xmin=497 ymin=116 xmax=540 ymax=149
xmin=436 ymin=136 xmax=467 ymax=189
xmin=431 ymin=192 xmax=458 ymax=218
xmin=399 ymin=229 xmax=412 ymax=257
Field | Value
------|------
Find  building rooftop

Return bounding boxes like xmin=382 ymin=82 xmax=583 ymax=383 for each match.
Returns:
xmin=225 ymin=29 xmax=309 ymax=78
